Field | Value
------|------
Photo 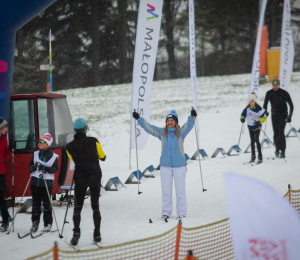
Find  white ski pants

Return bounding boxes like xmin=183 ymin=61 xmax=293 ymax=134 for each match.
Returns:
xmin=160 ymin=166 xmax=187 ymax=217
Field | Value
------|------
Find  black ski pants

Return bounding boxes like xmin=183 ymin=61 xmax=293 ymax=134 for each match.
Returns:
xmin=30 ymin=185 xmax=53 ymax=226
xmin=0 ymin=174 xmax=8 ymax=224
xmin=271 ymin=113 xmax=287 ymax=151
xmin=73 ymin=179 xmax=101 ymax=232
xmin=249 ymin=129 xmax=262 ymax=156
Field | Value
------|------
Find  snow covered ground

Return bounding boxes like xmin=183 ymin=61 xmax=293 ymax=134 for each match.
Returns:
xmin=2 ymin=73 xmax=300 ymax=259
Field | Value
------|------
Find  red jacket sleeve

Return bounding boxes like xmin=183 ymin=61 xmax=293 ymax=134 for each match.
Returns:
xmin=3 ymin=136 xmax=12 ymax=159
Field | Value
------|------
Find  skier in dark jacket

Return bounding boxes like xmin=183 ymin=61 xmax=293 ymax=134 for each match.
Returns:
xmin=66 ymin=118 xmax=106 ymax=246
xmin=263 ymin=79 xmax=294 ymax=158
xmin=29 ymin=133 xmax=59 ymax=233
xmin=0 ymin=118 xmax=13 ymax=232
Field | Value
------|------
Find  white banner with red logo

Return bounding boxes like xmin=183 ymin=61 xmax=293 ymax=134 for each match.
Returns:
xmin=188 ymin=0 xmax=199 ymax=132
xmin=130 ymin=0 xmax=163 ymax=150
xmin=223 ymin=172 xmax=300 ymax=259
xmin=248 ymin=0 xmax=268 ymax=97
xmin=280 ymin=0 xmax=294 ymax=92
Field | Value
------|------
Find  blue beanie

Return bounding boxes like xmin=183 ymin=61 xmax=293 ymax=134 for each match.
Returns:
xmin=73 ymin=118 xmax=89 ymax=132
xmin=166 ymin=110 xmax=178 ymax=125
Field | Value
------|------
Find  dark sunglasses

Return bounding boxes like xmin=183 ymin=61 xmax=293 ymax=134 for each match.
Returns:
xmin=38 ymin=140 xmax=47 ymax=144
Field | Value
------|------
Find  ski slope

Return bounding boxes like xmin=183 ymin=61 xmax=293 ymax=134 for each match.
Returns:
xmin=2 ymin=73 xmax=300 ymax=259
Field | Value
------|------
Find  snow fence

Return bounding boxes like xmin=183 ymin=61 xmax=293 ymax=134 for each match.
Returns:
xmin=27 ymin=186 xmax=299 ymax=260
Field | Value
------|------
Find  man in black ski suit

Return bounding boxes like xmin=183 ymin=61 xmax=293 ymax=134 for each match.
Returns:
xmin=263 ymin=78 xmax=294 ymax=158
xmin=66 ymin=118 xmax=106 ymax=246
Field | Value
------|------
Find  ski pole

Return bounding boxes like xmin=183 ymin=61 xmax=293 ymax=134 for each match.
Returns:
xmin=288 ymin=123 xmax=300 ymax=141
xmin=60 ymin=175 xmax=75 ymax=238
xmin=42 ymin=174 xmax=63 ymax=238
xmin=192 ymin=110 xmax=207 ymax=192
xmin=133 ymin=109 xmax=142 ymax=195
xmin=261 ymin=119 xmax=267 ymax=155
xmin=237 ymin=123 xmax=243 ymax=152
xmin=260 ymin=128 xmax=287 ymax=162
xmin=11 ymin=148 xmax=14 ymax=232
xmin=6 ymin=178 xmax=31 ymax=234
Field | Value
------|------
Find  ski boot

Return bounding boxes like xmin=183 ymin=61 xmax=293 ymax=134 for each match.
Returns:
xmin=30 ymin=221 xmax=39 ymax=233
xmin=161 ymin=215 xmax=169 ymax=221
xmin=177 ymin=215 xmax=186 ymax=220
xmin=42 ymin=224 xmax=52 ymax=233
xmin=281 ymin=150 xmax=285 ymax=159
xmin=0 ymin=221 xmax=9 ymax=232
xmin=275 ymin=147 xmax=280 ymax=157
xmin=70 ymin=228 xmax=80 ymax=246
xmin=257 ymin=154 xmax=263 ymax=164
xmin=93 ymin=229 xmax=101 ymax=243
xmin=250 ymin=154 xmax=256 ymax=163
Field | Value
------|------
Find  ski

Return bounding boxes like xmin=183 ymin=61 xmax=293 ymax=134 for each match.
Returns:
xmin=64 ymin=240 xmax=80 ymax=251
xmin=18 ymin=232 xmax=31 ymax=239
xmin=90 ymin=238 xmax=102 ymax=248
xmin=30 ymin=229 xmax=58 ymax=239
xmin=149 ymin=217 xmax=175 ymax=224
xmin=251 ymin=162 xmax=262 ymax=166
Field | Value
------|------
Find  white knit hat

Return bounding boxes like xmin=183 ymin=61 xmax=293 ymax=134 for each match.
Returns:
xmin=40 ymin=133 xmax=53 ymax=146
xmin=249 ymin=93 xmax=257 ymax=103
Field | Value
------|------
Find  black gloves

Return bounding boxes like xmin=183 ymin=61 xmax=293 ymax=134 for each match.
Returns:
xmin=254 ymin=121 xmax=261 ymax=126
xmin=132 ymin=111 xmax=140 ymax=120
xmin=9 ymin=141 xmax=16 ymax=151
xmin=240 ymin=118 xmax=245 ymax=123
xmin=265 ymin=111 xmax=269 ymax=117
xmin=285 ymin=115 xmax=291 ymax=123
xmin=191 ymin=108 xmax=197 ymax=117
xmin=29 ymin=165 xmax=37 ymax=173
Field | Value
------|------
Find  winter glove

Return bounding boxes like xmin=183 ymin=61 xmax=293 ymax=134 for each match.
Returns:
xmin=254 ymin=121 xmax=261 ymax=127
xmin=44 ymin=167 xmax=52 ymax=173
xmin=285 ymin=115 xmax=291 ymax=123
xmin=240 ymin=118 xmax=245 ymax=123
xmin=265 ymin=111 xmax=269 ymax=117
xmin=29 ymin=165 xmax=37 ymax=173
xmin=191 ymin=108 xmax=197 ymax=117
xmin=132 ymin=111 xmax=140 ymax=120
xmin=9 ymin=141 xmax=16 ymax=151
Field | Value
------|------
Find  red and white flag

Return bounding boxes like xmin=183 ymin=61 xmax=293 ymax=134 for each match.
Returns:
xmin=223 ymin=172 xmax=300 ymax=259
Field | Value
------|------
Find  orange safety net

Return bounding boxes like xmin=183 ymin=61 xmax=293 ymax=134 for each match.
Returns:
xmin=28 ymin=187 xmax=300 ymax=260
xmin=284 ymin=188 xmax=300 ymax=215
xmin=178 ymin=218 xmax=234 ymax=260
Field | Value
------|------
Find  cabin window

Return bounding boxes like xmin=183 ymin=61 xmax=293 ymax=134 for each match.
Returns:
xmin=9 ymin=99 xmax=36 ymax=152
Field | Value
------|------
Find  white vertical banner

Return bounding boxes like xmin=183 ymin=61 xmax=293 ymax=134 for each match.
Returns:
xmin=189 ymin=0 xmax=199 ymax=132
xmin=223 ymin=172 xmax=300 ymax=259
xmin=248 ymin=0 xmax=268 ymax=97
xmin=130 ymin=0 xmax=163 ymax=150
xmin=280 ymin=0 xmax=294 ymax=92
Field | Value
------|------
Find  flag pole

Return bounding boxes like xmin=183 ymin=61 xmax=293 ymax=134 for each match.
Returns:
xmin=49 ymin=29 xmax=52 ymax=93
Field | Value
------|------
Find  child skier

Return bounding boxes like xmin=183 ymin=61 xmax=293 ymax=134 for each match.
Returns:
xmin=0 ymin=118 xmax=13 ymax=232
xmin=29 ymin=133 xmax=59 ymax=233
xmin=240 ymin=92 xmax=266 ymax=164
xmin=132 ymin=109 xmax=196 ymax=220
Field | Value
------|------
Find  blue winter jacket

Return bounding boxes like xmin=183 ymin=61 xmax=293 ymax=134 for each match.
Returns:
xmin=137 ymin=116 xmax=195 ymax=167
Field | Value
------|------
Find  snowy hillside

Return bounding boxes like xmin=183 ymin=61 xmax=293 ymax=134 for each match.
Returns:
xmin=2 ymin=73 xmax=300 ymax=259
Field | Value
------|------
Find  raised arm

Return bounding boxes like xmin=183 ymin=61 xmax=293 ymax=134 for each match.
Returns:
xmin=180 ymin=115 xmax=195 ymax=140
xmin=137 ymin=117 xmax=164 ymax=141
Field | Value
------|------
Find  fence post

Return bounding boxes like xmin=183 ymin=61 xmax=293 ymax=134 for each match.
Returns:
xmin=174 ymin=219 xmax=182 ymax=260
xmin=288 ymin=184 xmax=291 ymax=205
xmin=53 ymin=241 xmax=59 ymax=260
xmin=186 ymin=250 xmax=195 ymax=260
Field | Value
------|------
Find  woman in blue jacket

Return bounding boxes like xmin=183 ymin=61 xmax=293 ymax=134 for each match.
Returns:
xmin=132 ymin=109 xmax=197 ymax=220
xmin=240 ymin=92 xmax=266 ymax=164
